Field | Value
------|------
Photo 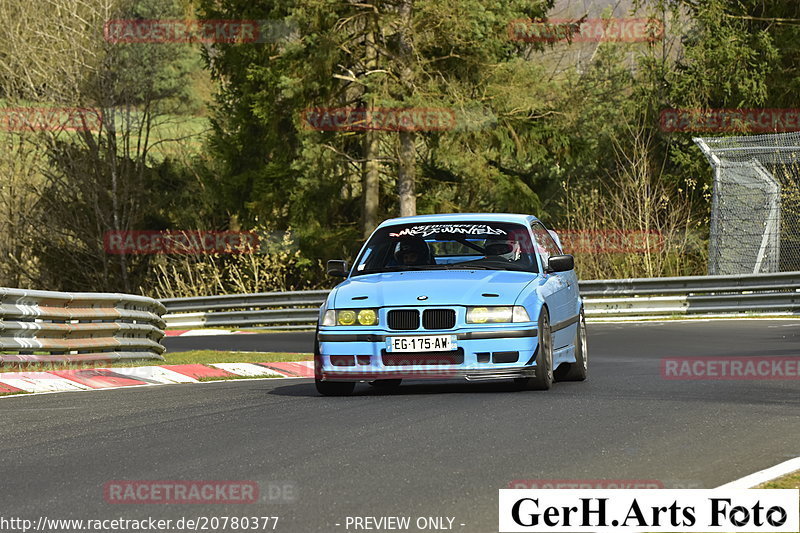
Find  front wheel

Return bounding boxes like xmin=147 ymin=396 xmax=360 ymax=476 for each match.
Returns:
xmin=315 ymin=380 xmax=355 ymax=396
xmin=555 ymin=309 xmax=588 ymax=382
xmin=515 ymin=307 xmax=553 ymax=391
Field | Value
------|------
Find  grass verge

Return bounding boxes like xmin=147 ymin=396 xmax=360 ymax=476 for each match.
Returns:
xmin=167 ymin=328 xmax=313 ymax=333
xmin=759 ymin=470 xmax=800 ymax=489
xmin=0 ymin=350 xmax=311 ymax=373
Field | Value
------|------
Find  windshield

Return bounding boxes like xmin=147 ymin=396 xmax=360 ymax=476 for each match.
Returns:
xmin=352 ymin=221 xmax=539 ymax=275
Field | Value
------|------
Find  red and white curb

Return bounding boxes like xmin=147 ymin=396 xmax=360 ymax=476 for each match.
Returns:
xmin=0 ymin=361 xmax=314 ymax=397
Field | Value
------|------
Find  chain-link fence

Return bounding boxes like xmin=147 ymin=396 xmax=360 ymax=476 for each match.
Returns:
xmin=695 ymin=132 xmax=800 ymax=275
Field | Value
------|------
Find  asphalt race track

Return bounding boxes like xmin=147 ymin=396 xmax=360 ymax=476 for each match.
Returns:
xmin=1 ymin=320 xmax=798 ymax=532
xmin=165 ymin=330 xmax=315 ymax=354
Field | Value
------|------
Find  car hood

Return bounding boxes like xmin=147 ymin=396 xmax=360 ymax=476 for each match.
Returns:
xmin=331 ymin=270 xmax=537 ymax=308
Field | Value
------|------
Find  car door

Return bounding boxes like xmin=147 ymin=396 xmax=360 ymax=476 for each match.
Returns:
xmin=548 ymin=228 xmax=580 ymax=319
xmin=530 ymin=221 xmax=572 ymax=349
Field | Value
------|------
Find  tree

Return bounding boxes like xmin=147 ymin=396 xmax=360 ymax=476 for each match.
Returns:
xmin=0 ymin=0 xmax=210 ymax=292
xmin=199 ymin=0 xmax=556 ymax=257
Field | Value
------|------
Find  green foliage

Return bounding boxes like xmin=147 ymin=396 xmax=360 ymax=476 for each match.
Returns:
xmin=149 ymin=227 xmax=325 ymax=297
xmin=22 ymin=0 xmax=215 ymax=292
xmin=197 ymin=0 xmax=564 ymax=262
xmin=100 ymin=0 xmax=205 ymax=112
xmin=9 ymin=0 xmax=800 ymax=292
xmin=632 ymin=0 xmax=799 ymax=236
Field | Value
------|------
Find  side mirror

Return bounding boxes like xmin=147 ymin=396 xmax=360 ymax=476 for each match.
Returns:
xmin=326 ymin=259 xmax=349 ymax=277
xmin=546 ymin=254 xmax=574 ymax=273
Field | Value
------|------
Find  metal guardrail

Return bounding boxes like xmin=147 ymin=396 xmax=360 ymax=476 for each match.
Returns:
xmin=580 ymin=271 xmax=800 ymax=318
xmin=1 ymin=288 xmax=166 ymax=363
xmin=161 ymin=272 xmax=800 ymax=330
xmin=162 ymin=290 xmax=328 ymax=330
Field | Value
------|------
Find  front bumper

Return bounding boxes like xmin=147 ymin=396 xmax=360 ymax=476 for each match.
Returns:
xmin=316 ymin=326 xmax=539 ymax=382
xmin=320 ymin=366 xmax=537 ymax=381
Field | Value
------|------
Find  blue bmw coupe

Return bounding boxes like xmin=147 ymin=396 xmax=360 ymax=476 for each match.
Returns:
xmin=314 ymin=213 xmax=588 ymax=395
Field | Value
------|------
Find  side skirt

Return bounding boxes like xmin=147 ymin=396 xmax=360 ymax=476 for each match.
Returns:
xmin=553 ymin=344 xmax=576 ymax=367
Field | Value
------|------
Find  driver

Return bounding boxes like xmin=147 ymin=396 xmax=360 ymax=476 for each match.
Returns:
xmin=394 ymin=237 xmax=432 ymax=266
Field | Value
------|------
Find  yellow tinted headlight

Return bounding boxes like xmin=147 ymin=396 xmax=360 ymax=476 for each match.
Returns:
xmin=337 ymin=310 xmax=357 ymax=325
xmin=357 ymin=309 xmax=378 ymax=325
xmin=467 ymin=307 xmax=490 ymax=323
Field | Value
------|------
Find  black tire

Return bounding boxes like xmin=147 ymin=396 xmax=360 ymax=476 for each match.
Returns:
xmin=515 ymin=307 xmax=553 ymax=391
xmin=369 ymin=379 xmax=402 ymax=390
xmin=313 ymin=325 xmax=322 ymax=380
xmin=315 ymin=380 xmax=355 ymax=396
xmin=555 ymin=309 xmax=588 ymax=382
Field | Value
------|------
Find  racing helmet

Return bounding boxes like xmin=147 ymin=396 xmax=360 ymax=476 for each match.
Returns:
xmin=484 ymin=239 xmax=520 ymax=261
xmin=394 ymin=237 xmax=432 ymax=265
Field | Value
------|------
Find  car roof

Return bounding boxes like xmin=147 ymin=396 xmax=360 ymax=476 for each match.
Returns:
xmin=376 ymin=213 xmax=538 ymax=228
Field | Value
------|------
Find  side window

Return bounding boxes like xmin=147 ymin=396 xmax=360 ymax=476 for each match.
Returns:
xmin=530 ymin=222 xmax=562 ymax=268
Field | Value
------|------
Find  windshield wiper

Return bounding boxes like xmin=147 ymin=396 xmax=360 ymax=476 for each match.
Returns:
xmin=444 ymin=261 xmax=535 ymax=272
xmin=443 ymin=264 xmax=495 ymax=270
xmin=355 ymin=265 xmax=449 ymax=275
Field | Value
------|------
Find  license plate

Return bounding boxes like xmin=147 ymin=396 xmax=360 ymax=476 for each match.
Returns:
xmin=386 ymin=335 xmax=457 ymax=353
